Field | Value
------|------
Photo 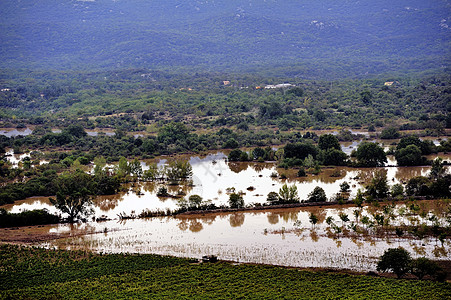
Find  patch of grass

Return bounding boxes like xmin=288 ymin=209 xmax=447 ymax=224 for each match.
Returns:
xmin=1 ymin=245 xmax=450 ymax=299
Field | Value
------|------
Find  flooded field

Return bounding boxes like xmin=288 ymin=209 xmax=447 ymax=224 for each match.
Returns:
xmin=4 ymin=151 xmax=451 ymax=220
xmin=2 ymin=147 xmax=450 ymax=272
xmin=36 ymin=201 xmax=449 ymax=272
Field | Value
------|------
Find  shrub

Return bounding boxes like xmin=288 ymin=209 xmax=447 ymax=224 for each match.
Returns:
xmin=229 ymin=193 xmax=244 ymax=208
xmin=307 ymin=186 xmax=327 ymax=202
xmin=410 ymin=257 xmax=440 ymax=280
xmin=376 ymin=248 xmax=411 ymax=278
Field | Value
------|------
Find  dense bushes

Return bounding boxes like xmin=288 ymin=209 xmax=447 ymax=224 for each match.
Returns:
xmin=0 ymin=209 xmax=60 ymax=228
xmin=377 ymin=248 xmax=446 ymax=281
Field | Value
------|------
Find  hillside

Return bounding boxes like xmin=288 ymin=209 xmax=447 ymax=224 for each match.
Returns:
xmin=0 ymin=0 xmax=450 ymax=77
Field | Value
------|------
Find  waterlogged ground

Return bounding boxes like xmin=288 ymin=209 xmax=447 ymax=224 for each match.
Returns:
xmin=35 ymin=201 xmax=450 ymax=272
xmin=4 ymin=151 xmax=450 ymax=219
xmin=2 ymin=149 xmax=450 ymax=272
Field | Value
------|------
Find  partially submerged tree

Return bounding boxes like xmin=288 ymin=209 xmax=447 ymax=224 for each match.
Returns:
xmin=229 ymin=193 xmax=244 ymax=209
xmin=366 ymin=170 xmax=389 ymax=199
xmin=355 ymin=142 xmax=387 ymax=167
xmin=50 ymin=170 xmax=95 ymax=222
xmin=278 ymin=184 xmax=300 ymax=203
xmin=307 ymin=186 xmax=327 ymax=202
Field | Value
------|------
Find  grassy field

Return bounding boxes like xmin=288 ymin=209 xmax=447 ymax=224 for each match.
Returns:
xmin=1 ymin=244 xmax=449 ymax=299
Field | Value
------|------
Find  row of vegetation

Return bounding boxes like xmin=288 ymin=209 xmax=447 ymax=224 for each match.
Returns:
xmin=1 ymin=71 xmax=449 ymax=131
xmin=377 ymin=248 xmax=447 ymax=280
xmin=1 ymin=244 xmax=449 ymax=299
xmin=1 ymin=135 xmax=449 ymax=224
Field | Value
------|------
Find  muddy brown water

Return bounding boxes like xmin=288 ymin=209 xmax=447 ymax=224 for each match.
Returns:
xmin=5 ymin=151 xmax=450 ymax=219
xmin=2 ymin=151 xmax=450 ymax=272
xmin=30 ymin=200 xmax=449 ymax=272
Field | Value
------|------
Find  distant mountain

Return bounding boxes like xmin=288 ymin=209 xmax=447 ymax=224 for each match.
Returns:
xmin=0 ymin=0 xmax=449 ymax=77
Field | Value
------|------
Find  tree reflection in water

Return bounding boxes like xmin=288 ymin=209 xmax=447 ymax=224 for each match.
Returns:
xmin=229 ymin=213 xmax=245 ymax=227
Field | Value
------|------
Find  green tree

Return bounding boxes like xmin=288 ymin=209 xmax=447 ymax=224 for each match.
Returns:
xmin=115 ymin=156 xmax=130 ymax=179
xmin=50 ymin=170 xmax=94 ymax=222
xmin=406 ymin=176 xmax=431 ymax=196
xmin=165 ymin=160 xmax=193 ymax=181
xmin=266 ymin=191 xmax=279 ymax=204
xmin=395 ymin=144 xmax=423 ymax=166
xmin=318 ymin=134 xmax=341 ymax=151
xmin=228 ymin=149 xmax=243 ymax=161
xmin=366 ymin=170 xmax=389 ymax=199
xmin=188 ymin=195 xmax=203 ymax=210
xmin=252 ymin=147 xmax=265 ymax=160
xmin=278 ymin=184 xmax=300 ymax=203
xmin=143 ymin=163 xmax=161 ymax=181
xmin=376 ymin=248 xmax=412 ymax=278
xmin=62 ymin=124 xmax=87 ymax=139
xmin=323 ymin=148 xmax=348 ymax=166
xmin=309 ymin=213 xmax=318 ymax=227
xmin=229 ymin=193 xmax=244 ymax=209
xmin=429 ymin=158 xmax=446 ymax=180
xmin=410 ymin=257 xmax=440 ymax=280
xmin=360 ymin=90 xmax=372 ymax=104
xmin=284 ymin=142 xmax=318 ymax=160
xmin=129 ymin=158 xmax=143 ymax=178
xmin=397 ymin=136 xmax=432 ymax=155
xmin=380 ymin=127 xmax=400 ymax=139
xmin=93 ymin=156 xmax=107 ymax=176
xmin=390 ymin=183 xmax=404 ymax=197
xmin=355 ymin=142 xmax=387 ymax=167
xmin=307 ymin=186 xmax=327 ymax=202
xmin=340 ymin=181 xmax=350 ymax=193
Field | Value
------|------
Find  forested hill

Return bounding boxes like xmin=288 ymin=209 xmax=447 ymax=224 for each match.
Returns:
xmin=0 ymin=0 xmax=450 ymax=77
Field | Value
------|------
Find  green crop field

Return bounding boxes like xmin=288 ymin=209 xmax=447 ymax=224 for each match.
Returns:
xmin=0 ymin=244 xmax=449 ymax=299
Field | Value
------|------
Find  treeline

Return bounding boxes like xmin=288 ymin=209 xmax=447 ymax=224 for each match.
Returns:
xmin=0 ymin=209 xmax=59 ymax=228
xmin=3 ymin=122 xmax=450 ymax=165
xmin=1 ymin=71 xmax=449 ymax=134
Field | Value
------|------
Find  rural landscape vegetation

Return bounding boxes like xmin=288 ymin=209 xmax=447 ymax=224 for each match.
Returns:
xmin=0 ymin=0 xmax=450 ymax=298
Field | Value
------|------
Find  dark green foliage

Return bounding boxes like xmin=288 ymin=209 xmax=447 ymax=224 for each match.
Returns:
xmin=228 ymin=149 xmax=244 ymax=161
xmin=284 ymin=142 xmax=318 ymax=160
xmin=366 ymin=170 xmax=389 ymax=199
xmin=395 ymin=144 xmax=424 ymax=166
xmin=411 ymin=258 xmax=441 ymax=280
xmin=355 ymin=142 xmax=387 ymax=167
xmin=2 ymin=245 xmax=449 ymax=299
xmin=50 ymin=170 xmax=95 ymax=222
xmin=287 ymin=87 xmax=304 ymax=97
xmin=380 ymin=127 xmax=400 ymax=139
xmin=307 ymin=186 xmax=327 ymax=202
xmin=340 ymin=181 xmax=350 ymax=193
xmin=95 ymin=174 xmax=121 ymax=195
xmin=62 ymin=124 xmax=87 ymax=138
xmin=360 ymin=90 xmax=372 ymax=104
xmin=228 ymin=193 xmax=244 ymax=209
xmin=266 ymin=191 xmax=279 ymax=203
xmin=322 ymin=148 xmax=348 ymax=166
xmin=223 ymin=138 xmax=239 ymax=149
xmin=0 ymin=171 xmax=58 ymax=205
xmin=318 ymin=134 xmax=341 ymax=151
xmin=406 ymin=176 xmax=431 ymax=196
xmin=252 ymin=147 xmax=265 ymax=160
xmin=377 ymin=248 xmax=412 ymax=278
xmin=297 ymin=168 xmax=306 ymax=177
xmin=397 ymin=136 xmax=433 ymax=155
xmin=0 ymin=209 xmax=60 ymax=228
xmin=157 ymin=122 xmax=190 ymax=145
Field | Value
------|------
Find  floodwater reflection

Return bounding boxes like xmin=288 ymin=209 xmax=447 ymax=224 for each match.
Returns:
xmin=37 ymin=201 xmax=450 ymax=272
xmin=3 ymin=151 xmax=450 ymax=222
